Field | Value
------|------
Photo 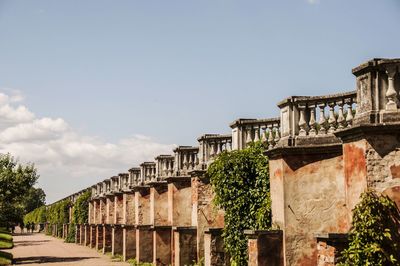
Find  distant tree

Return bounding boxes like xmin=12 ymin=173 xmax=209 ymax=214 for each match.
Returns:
xmin=0 ymin=154 xmax=41 ymax=227
xmin=21 ymin=187 xmax=46 ymax=214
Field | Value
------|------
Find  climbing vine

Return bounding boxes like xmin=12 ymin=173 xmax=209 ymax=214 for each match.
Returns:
xmin=24 ymin=206 xmax=47 ymax=225
xmin=72 ymin=191 xmax=91 ymax=225
xmin=207 ymin=142 xmax=271 ymax=265
xmin=340 ymin=190 xmax=400 ymax=266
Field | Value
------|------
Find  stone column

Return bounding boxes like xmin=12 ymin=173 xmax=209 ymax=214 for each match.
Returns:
xmin=122 ymin=225 xmax=136 ymax=261
xmin=112 ymin=224 xmax=123 ymax=256
xmin=90 ymin=225 xmax=96 ymax=248
xmin=136 ymin=225 xmax=153 ymax=263
xmin=103 ymin=224 xmax=112 ymax=254
xmin=96 ymin=224 xmax=104 ymax=250
xmin=173 ymin=227 xmax=197 ymax=266
xmin=150 ymin=182 xmax=171 ymax=265
xmin=84 ymin=224 xmax=90 ymax=246
xmin=204 ymin=228 xmax=228 ymax=266
xmin=244 ymin=230 xmax=283 ymax=266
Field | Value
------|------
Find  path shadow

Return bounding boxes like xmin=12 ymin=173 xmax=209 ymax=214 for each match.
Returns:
xmin=13 ymin=240 xmax=51 ymax=247
xmin=13 ymin=256 xmax=95 ymax=264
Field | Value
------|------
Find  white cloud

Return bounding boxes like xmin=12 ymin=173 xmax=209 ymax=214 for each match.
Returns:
xmin=0 ymin=90 xmax=175 ymax=203
xmin=307 ymin=0 xmax=320 ymax=4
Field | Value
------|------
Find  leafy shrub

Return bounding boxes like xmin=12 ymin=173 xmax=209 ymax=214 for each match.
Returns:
xmin=207 ymin=142 xmax=271 ymax=265
xmin=340 ymin=190 xmax=400 ymax=265
xmin=72 ymin=191 xmax=91 ymax=225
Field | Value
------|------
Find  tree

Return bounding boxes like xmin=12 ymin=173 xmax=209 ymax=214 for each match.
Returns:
xmin=21 ymin=187 xmax=46 ymax=214
xmin=0 ymin=154 xmax=41 ymax=227
xmin=207 ymin=142 xmax=271 ymax=265
xmin=340 ymin=190 xmax=400 ymax=265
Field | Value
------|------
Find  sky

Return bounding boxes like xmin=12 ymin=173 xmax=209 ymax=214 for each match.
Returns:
xmin=0 ymin=0 xmax=399 ymax=203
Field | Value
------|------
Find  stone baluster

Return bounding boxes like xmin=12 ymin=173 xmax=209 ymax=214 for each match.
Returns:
xmin=267 ymin=124 xmax=274 ymax=149
xmin=346 ymin=101 xmax=354 ymax=128
xmin=298 ymin=104 xmax=308 ymax=136
xmin=308 ymin=104 xmax=317 ymax=136
xmin=336 ymin=100 xmax=345 ymax=129
xmin=328 ymin=102 xmax=337 ymax=133
xmin=386 ymin=66 xmax=398 ymax=111
xmin=246 ymin=126 xmax=253 ymax=144
xmin=216 ymin=142 xmax=221 ymax=155
xmin=209 ymin=142 xmax=215 ymax=157
xmin=188 ymin=153 xmax=193 ymax=170
xmin=273 ymin=123 xmax=280 ymax=144
xmin=183 ymin=153 xmax=188 ymax=169
xmin=261 ymin=126 xmax=267 ymax=143
xmin=226 ymin=140 xmax=232 ymax=151
xmin=194 ymin=152 xmax=199 ymax=166
xmin=318 ymin=103 xmax=327 ymax=135
xmin=253 ymin=125 xmax=260 ymax=142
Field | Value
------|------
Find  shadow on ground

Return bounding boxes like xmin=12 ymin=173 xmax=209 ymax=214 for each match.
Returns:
xmin=13 ymin=256 xmax=95 ymax=264
xmin=13 ymin=240 xmax=51 ymax=247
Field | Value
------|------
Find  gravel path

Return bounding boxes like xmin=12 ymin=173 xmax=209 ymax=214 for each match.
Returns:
xmin=9 ymin=233 xmax=130 ymax=266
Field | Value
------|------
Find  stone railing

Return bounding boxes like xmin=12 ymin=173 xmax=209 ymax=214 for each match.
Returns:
xmin=128 ymin=167 xmax=141 ymax=186
xmin=173 ymin=146 xmax=199 ymax=176
xmin=111 ymin=175 xmax=121 ymax=193
xmin=230 ymin=118 xmax=281 ymax=150
xmin=278 ymin=91 xmax=357 ymax=143
xmin=197 ymin=134 xmax=232 ymax=169
xmin=119 ymin=173 xmax=130 ymax=192
xmin=155 ymin=155 xmax=174 ymax=180
xmin=140 ymin=162 xmax=156 ymax=183
xmin=104 ymin=179 xmax=112 ymax=196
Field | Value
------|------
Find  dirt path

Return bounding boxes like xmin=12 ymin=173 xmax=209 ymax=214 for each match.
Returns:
xmin=9 ymin=233 xmax=130 ymax=266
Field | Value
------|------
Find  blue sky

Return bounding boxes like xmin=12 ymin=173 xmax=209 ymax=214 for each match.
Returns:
xmin=0 ymin=0 xmax=399 ymax=202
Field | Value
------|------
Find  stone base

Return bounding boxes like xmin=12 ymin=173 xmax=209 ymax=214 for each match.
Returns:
xmin=173 ymin=227 xmax=197 ymax=266
xmin=204 ymin=228 xmax=228 ymax=266
xmin=103 ymin=224 xmax=112 ymax=254
xmin=315 ymin=233 xmax=348 ymax=266
xmin=123 ymin=225 xmax=136 ymax=261
xmin=244 ymin=230 xmax=283 ymax=266
xmin=136 ymin=225 xmax=153 ymax=263
xmin=153 ymin=226 xmax=172 ymax=265
xmin=112 ymin=225 xmax=123 ymax=256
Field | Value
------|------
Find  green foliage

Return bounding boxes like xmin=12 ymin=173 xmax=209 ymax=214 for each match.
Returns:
xmin=24 ymin=206 xmax=47 ymax=225
xmin=340 ymin=190 xmax=400 ymax=266
xmin=0 ymin=231 xmax=13 ymax=249
xmin=126 ymin=258 xmax=153 ymax=266
xmin=207 ymin=142 xmax=271 ymax=265
xmin=0 ymin=250 xmax=13 ymax=266
xmin=0 ymin=153 xmax=42 ymax=227
xmin=72 ymin=191 xmax=91 ymax=225
xmin=65 ymin=225 xmax=76 ymax=243
xmin=46 ymin=199 xmax=71 ymax=226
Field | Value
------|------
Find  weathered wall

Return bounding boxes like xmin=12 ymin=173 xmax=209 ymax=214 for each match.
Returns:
xmin=135 ymin=188 xmax=151 ymax=225
xmin=168 ymin=180 xmax=192 ymax=226
xmin=150 ymin=184 xmax=169 ymax=226
xmin=114 ymin=195 xmax=124 ymax=224
xmin=270 ymin=151 xmax=348 ymax=265
xmin=123 ymin=193 xmax=135 ymax=225
xmin=106 ymin=197 xmax=115 ymax=224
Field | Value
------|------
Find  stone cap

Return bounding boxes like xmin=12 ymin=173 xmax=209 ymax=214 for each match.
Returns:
xmin=140 ymin=161 xmax=156 ymax=166
xmin=277 ymin=90 xmax=356 ymax=108
xmin=314 ymin=232 xmax=348 ymax=243
xmin=244 ymin=229 xmax=283 ymax=239
xmin=197 ymin=133 xmax=231 ymax=142
xmin=173 ymin=145 xmax=199 ymax=152
xmin=204 ymin=227 xmax=223 ymax=235
xmin=128 ymin=167 xmax=140 ymax=172
xmin=352 ymin=58 xmax=400 ymax=76
xmin=110 ymin=175 xmax=119 ymax=180
xmin=230 ymin=118 xmax=280 ymax=128
xmin=152 ymin=225 xmax=172 ymax=230
xmin=155 ymin=154 xmax=174 ymax=160
xmin=136 ymin=224 xmax=152 ymax=229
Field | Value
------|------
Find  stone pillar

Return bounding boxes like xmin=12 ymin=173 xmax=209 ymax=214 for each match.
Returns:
xmin=103 ymin=224 xmax=112 ymax=254
xmin=168 ymin=177 xmax=192 ymax=226
xmin=106 ymin=196 xmax=115 ymax=225
xmin=315 ymin=233 xmax=348 ymax=266
xmin=153 ymin=226 xmax=172 ymax=265
xmin=173 ymin=227 xmax=197 ymax=266
xmin=112 ymin=224 xmax=123 ymax=256
xmin=150 ymin=182 xmax=171 ymax=265
xmin=204 ymin=228 xmax=228 ymax=266
xmin=122 ymin=225 xmax=136 ymax=261
xmin=96 ymin=224 xmax=104 ymax=250
xmin=268 ymin=146 xmax=348 ymax=265
xmin=191 ymin=174 xmax=225 ymax=262
xmin=84 ymin=224 xmax=90 ymax=246
xmin=90 ymin=225 xmax=96 ymax=248
xmin=136 ymin=225 xmax=153 ymax=263
xmin=245 ymin=230 xmax=283 ymax=266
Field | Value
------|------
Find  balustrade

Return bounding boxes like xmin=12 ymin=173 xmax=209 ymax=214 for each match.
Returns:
xmin=197 ymin=134 xmax=232 ymax=168
xmin=155 ymin=155 xmax=174 ymax=180
xmin=173 ymin=146 xmax=199 ymax=176
xmin=230 ymin=118 xmax=281 ymax=150
xmin=128 ymin=167 xmax=141 ymax=187
xmin=279 ymin=91 xmax=357 ymax=140
xmin=119 ymin=173 xmax=130 ymax=191
xmin=111 ymin=175 xmax=121 ymax=193
xmin=140 ymin=162 xmax=156 ymax=183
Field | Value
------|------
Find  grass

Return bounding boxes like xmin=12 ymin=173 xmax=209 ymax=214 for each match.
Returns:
xmin=0 ymin=251 xmax=12 ymax=265
xmin=126 ymin=258 xmax=153 ymax=266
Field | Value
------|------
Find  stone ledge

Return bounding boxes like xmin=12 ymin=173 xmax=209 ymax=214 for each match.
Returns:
xmin=165 ymin=176 xmax=191 ymax=183
xmin=335 ymin=123 xmax=400 ymax=142
xmin=314 ymin=233 xmax=348 ymax=242
xmin=136 ymin=224 xmax=153 ymax=229
xmin=266 ymin=143 xmax=342 ymax=159
xmin=120 ymin=224 xmax=136 ymax=229
xmin=146 ymin=180 xmax=168 ymax=187
xmin=244 ymin=229 xmax=282 ymax=239
xmin=204 ymin=228 xmax=223 ymax=235
xmin=172 ymin=226 xmax=197 ymax=232
xmin=152 ymin=225 xmax=172 ymax=230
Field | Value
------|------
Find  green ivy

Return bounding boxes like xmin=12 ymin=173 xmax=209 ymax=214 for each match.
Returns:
xmin=65 ymin=225 xmax=76 ymax=243
xmin=340 ymin=190 xmax=400 ymax=266
xmin=24 ymin=206 xmax=47 ymax=225
xmin=72 ymin=191 xmax=91 ymax=225
xmin=207 ymin=142 xmax=271 ymax=265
